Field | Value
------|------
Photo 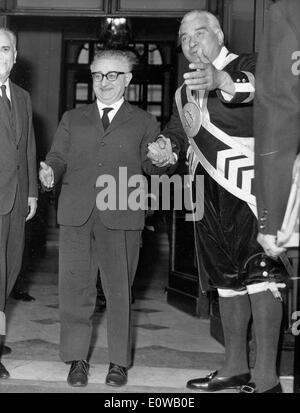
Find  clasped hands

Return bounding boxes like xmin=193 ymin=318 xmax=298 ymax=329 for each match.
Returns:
xmin=147 ymin=136 xmax=176 ymax=167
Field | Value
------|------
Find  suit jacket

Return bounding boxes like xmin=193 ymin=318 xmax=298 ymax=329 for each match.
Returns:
xmin=254 ymin=0 xmax=300 ymax=235
xmin=0 ymin=80 xmax=38 ymax=216
xmin=46 ymin=101 xmax=162 ymax=229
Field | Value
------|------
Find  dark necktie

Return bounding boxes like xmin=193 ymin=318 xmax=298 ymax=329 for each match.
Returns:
xmin=1 ymin=85 xmax=11 ymax=112
xmin=101 ymin=107 xmax=113 ymax=130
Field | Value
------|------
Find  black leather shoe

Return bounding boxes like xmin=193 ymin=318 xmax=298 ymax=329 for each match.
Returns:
xmin=186 ymin=370 xmax=251 ymax=391
xmin=2 ymin=345 xmax=12 ymax=355
xmin=11 ymin=290 xmax=35 ymax=302
xmin=0 ymin=362 xmax=10 ymax=379
xmin=240 ymin=382 xmax=283 ymax=393
xmin=105 ymin=363 xmax=127 ymax=387
xmin=67 ymin=360 xmax=89 ymax=387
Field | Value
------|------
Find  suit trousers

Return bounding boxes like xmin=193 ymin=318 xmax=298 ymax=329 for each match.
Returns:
xmin=59 ymin=207 xmax=141 ymax=367
xmin=0 ymin=191 xmax=25 ymax=333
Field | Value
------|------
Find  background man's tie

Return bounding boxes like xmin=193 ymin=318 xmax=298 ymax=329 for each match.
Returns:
xmin=1 ymin=85 xmax=11 ymax=111
xmin=101 ymin=107 xmax=113 ymax=130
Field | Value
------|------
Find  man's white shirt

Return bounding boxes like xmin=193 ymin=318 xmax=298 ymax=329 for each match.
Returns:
xmin=97 ymin=97 xmax=124 ymax=122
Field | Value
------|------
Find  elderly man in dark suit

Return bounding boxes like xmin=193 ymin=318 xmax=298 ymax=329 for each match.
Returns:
xmin=254 ymin=0 xmax=300 ymax=393
xmin=0 ymin=27 xmax=38 ymax=379
xmin=39 ymin=49 xmax=166 ymax=388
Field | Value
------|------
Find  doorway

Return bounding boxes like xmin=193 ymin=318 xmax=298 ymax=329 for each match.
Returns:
xmin=63 ymin=36 xmax=177 ymax=128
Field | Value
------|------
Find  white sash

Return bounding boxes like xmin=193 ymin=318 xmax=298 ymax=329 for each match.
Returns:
xmin=176 ymin=85 xmax=300 ymax=247
xmin=175 ymin=85 xmax=257 ymax=215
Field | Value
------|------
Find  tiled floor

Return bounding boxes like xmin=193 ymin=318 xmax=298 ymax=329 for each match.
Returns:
xmin=0 ymin=228 xmax=294 ymax=393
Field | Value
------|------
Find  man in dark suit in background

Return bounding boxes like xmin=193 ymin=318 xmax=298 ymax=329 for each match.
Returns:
xmin=0 ymin=27 xmax=38 ymax=379
xmin=255 ymin=0 xmax=300 ymax=254
xmin=39 ymin=49 xmax=165 ymax=388
xmin=254 ymin=0 xmax=300 ymax=393
xmin=255 ymin=0 xmax=300 ymax=256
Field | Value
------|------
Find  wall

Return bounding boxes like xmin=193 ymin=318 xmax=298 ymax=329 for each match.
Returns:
xmin=6 ymin=1 xmax=263 ymax=156
xmin=223 ymin=0 xmax=256 ymax=54
xmin=10 ymin=20 xmax=62 ymax=156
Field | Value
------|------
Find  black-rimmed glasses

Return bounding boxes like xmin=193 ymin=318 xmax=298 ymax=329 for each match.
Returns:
xmin=91 ymin=71 xmax=129 ymax=82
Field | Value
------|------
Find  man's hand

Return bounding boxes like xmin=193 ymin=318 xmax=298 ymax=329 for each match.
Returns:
xmin=183 ymin=49 xmax=235 ymax=95
xmin=39 ymin=161 xmax=54 ymax=189
xmin=257 ymin=233 xmax=287 ymax=257
xmin=26 ymin=197 xmax=37 ymax=222
xmin=183 ymin=60 xmax=221 ymax=91
xmin=147 ymin=137 xmax=176 ymax=167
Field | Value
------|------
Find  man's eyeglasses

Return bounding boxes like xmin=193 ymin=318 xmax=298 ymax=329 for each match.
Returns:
xmin=91 ymin=71 xmax=128 ymax=82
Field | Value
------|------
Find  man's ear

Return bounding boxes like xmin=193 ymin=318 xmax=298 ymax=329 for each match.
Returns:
xmin=125 ymin=72 xmax=133 ymax=87
xmin=14 ymin=50 xmax=17 ymax=64
xmin=216 ymin=29 xmax=224 ymax=47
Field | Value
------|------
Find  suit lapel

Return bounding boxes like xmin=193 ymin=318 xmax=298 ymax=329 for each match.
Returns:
xmin=83 ymin=102 xmax=104 ymax=136
xmin=10 ymin=81 xmax=24 ymax=143
xmin=83 ymin=101 xmax=134 ymax=138
xmin=104 ymin=101 xmax=133 ymax=135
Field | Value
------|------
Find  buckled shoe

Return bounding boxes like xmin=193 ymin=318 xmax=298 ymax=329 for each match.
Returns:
xmin=239 ymin=382 xmax=283 ymax=393
xmin=186 ymin=370 xmax=251 ymax=391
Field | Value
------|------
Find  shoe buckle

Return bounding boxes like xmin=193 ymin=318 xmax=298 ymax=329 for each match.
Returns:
xmin=241 ymin=384 xmax=255 ymax=393
xmin=207 ymin=370 xmax=217 ymax=380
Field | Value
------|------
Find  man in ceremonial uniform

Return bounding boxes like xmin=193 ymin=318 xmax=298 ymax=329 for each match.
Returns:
xmin=148 ymin=10 xmax=286 ymax=393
